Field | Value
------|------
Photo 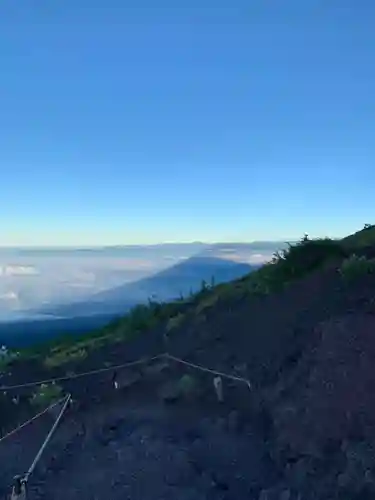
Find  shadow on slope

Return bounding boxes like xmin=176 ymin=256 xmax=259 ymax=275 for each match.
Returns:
xmin=40 ymin=256 xmax=255 ymax=318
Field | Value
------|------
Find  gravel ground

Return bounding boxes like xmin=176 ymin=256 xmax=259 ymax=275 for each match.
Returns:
xmin=0 ymin=394 xmax=278 ymax=500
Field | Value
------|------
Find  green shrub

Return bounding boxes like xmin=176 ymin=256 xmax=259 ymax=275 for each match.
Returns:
xmin=195 ymin=292 xmax=220 ymax=315
xmin=232 ymin=236 xmax=347 ymax=298
xmin=272 ymin=236 xmax=345 ymax=278
xmin=0 ymin=349 xmax=20 ymax=372
xmin=245 ymin=263 xmax=281 ymax=295
xmin=0 ymin=357 xmax=10 ymax=372
xmin=339 ymin=254 xmax=375 ymax=280
xmin=31 ymin=382 xmax=63 ymax=408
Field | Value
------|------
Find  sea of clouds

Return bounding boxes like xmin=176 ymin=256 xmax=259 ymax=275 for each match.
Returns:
xmin=0 ymin=242 xmax=283 ymax=322
xmin=0 ymin=247 xmax=192 ymax=321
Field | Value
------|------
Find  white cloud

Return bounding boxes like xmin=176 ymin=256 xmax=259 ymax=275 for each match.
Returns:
xmin=0 ymin=249 xmax=177 ymax=319
xmin=0 ymin=265 xmax=39 ymax=276
xmin=217 ymin=252 xmax=273 ymax=264
xmin=247 ymin=253 xmax=273 ymax=264
xmin=0 ymin=291 xmax=19 ymax=301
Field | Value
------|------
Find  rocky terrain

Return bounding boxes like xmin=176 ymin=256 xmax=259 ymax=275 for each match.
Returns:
xmin=2 ymin=227 xmax=375 ymax=499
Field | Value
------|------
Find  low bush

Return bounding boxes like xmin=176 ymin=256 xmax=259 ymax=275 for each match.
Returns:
xmin=339 ymin=254 xmax=375 ymax=280
xmin=272 ymin=236 xmax=346 ymax=278
xmin=228 ymin=236 xmax=347 ymax=298
xmin=44 ymin=346 xmax=87 ymax=368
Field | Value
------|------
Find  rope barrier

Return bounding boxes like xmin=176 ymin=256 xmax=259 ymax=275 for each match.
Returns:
xmin=165 ymin=354 xmax=252 ymax=391
xmin=0 ymin=395 xmax=68 ymax=444
xmin=2 ymin=351 xmax=253 ymax=498
xmin=0 ymin=353 xmax=252 ymax=393
xmin=0 ymin=352 xmax=252 ymax=446
xmin=8 ymin=394 xmax=71 ymax=499
xmin=23 ymin=393 xmax=71 ymax=483
xmin=0 ymin=354 xmax=164 ymax=391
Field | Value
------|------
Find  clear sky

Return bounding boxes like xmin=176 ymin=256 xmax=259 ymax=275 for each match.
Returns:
xmin=1 ymin=1 xmax=374 ymax=246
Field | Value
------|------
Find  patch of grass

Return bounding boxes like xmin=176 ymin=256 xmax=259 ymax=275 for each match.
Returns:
xmin=195 ymin=292 xmax=220 ymax=315
xmin=242 ymin=263 xmax=283 ymax=295
xmin=339 ymin=254 xmax=375 ymax=280
xmin=31 ymin=382 xmax=63 ymax=408
xmin=166 ymin=313 xmax=186 ymax=332
xmin=36 ymin=299 xmax=186 ymax=364
xmin=44 ymin=346 xmax=87 ymax=368
xmin=0 ymin=357 xmax=11 ymax=372
xmin=0 ymin=350 xmax=20 ymax=372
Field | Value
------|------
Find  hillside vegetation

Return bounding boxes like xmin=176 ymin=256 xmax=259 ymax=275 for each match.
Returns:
xmin=341 ymin=223 xmax=375 ymax=248
xmin=11 ymin=226 xmax=372 ymax=365
xmin=2 ymin=223 xmax=375 ymax=500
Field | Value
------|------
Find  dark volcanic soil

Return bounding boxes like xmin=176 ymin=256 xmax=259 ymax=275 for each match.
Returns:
xmin=3 ymin=264 xmax=375 ymax=499
xmin=0 ymin=392 xmax=278 ymax=500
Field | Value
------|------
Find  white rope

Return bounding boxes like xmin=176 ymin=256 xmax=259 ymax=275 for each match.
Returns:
xmin=23 ymin=394 xmax=71 ymax=482
xmin=0 ymin=354 xmax=164 ymax=391
xmin=0 ymin=352 xmax=252 ymax=448
xmin=165 ymin=354 xmax=252 ymax=390
xmin=2 ymin=350 xmax=253 ymax=499
xmin=0 ymin=352 xmax=252 ymax=392
xmin=0 ymin=395 xmax=68 ymax=444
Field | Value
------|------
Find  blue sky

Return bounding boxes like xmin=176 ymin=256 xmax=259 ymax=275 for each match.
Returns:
xmin=1 ymin=1 xmax=374 ymax=246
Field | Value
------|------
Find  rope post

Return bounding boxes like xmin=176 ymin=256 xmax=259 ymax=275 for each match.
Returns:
xmin=24 ymin=394 xmax=71 ymax=484
xmin=10 ymin=475 xmax=27 ymax=500
xmin=112 ymin=370 xmax=119 ymax=390
xmin=213 ymin=375 xmax=224 ymax=403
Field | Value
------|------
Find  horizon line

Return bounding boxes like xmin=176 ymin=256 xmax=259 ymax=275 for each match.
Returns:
xmin=0 ymin=239 xmax=297 ymax=250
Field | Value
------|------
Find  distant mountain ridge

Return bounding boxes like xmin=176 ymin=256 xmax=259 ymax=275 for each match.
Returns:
xmin=0 ymin=242 xmax=209 ymax=258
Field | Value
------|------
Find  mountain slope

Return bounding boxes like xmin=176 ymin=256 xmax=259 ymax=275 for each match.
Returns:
xmin=341 ymin=223 xmax=375 ymax=249
xmin=2 ymin=228 xmax=375 ymax=499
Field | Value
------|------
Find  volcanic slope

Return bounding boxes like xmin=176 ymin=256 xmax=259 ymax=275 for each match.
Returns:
xmin=2 ymin=226 xmax=375 ymax=499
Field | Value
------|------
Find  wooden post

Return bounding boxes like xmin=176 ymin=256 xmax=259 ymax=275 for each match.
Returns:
xmin=112 ymin=371 xmax=118 ymax=390
xmin=11 ymin=476 xmax=27 ymax=500
xmin=213 ymin=376 xmax=223 ymax=403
